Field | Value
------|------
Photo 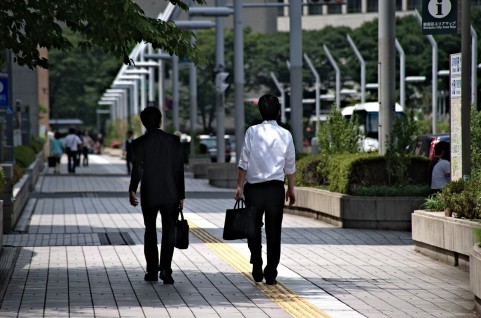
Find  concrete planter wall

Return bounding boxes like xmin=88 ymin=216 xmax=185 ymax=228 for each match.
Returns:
xmin=2 ymin=150 xmax=42 ymax=233
xmin=207 ymin=165 xmax=237 ymax=188
xmin=471 ymin=245 xmax=481 ymax=317
xmin=194 ymin=163 xmax=236 ymax=180
xmin=0 ymin=200 xmax=3 ymax=249
xmin=285 ymin=187 xmax=425 ymax=231
xmin=412 ymin=210 xmax=481 ymax=270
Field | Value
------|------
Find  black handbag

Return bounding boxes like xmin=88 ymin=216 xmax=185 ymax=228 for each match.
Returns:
xmin=47 ymin=156 xmax=57 ymax=167
xmin=174 ymin=208 xmax=189 ymax=249
xmin=223 ymin=199 xmax=257 ymax=240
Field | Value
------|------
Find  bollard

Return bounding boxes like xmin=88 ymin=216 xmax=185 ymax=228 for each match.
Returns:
xmin=1 ymin=163 xmax=13 ymax=233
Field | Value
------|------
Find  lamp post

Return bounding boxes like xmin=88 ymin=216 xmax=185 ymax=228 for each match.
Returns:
xmin=303 ymin=53 xmax=320 ymax=134
xmin=347 ymin=34 xmax=366 ymax=105
xmin=323 ymin=44 xmax=341 ymax=110
xmin=270 ymin=72 xmax=286 ymax=123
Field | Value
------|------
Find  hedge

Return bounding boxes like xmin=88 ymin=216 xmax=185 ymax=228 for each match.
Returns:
xmin=14 ymin=145 xmax=36 ymax=168
xmin=296 ymin=153 xmax=430 ymax=195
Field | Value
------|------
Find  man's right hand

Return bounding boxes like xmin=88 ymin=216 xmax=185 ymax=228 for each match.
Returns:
xmin=129 ymin=191 xmax=138 ymax=206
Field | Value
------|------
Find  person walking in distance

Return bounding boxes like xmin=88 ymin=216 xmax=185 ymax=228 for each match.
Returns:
xmin=129 ymin=107 xmax=185 ymax=284
xmin=64 ymin=127 xmax=83 ymax=174
xmin=50 ymin=131 xmax=65 ymax=174
xmin=234 ymin=94 xmax=296 ymax=285
xmin=124 ymin=130 xmax=134 ymax=175
xmin=81 ymin=130 xmax=94 ymax=167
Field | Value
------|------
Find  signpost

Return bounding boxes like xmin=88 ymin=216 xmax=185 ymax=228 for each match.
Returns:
xmin=422 ymin=0 xmax=458 ymax=35
xmin=450 ymin=53 xmax=462 ymax=180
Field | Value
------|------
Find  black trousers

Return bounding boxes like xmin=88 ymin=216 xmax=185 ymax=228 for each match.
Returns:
xmin=244 ymin=180 xmax=285 ymax=280
xmin=141 ymin=203 xmax=179 ymax=274
xmin=67 ymin=150 xmax=78 ymax=173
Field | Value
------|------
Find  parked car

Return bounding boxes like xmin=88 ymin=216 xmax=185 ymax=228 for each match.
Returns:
xmin=407 ymin=134 xmax=450 ymax=158
xmin=199 ymin=135 xmax=232 ymax=163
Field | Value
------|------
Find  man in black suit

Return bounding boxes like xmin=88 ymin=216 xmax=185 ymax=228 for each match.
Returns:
xmin=129 ymin=107 xmax=185 ymax=284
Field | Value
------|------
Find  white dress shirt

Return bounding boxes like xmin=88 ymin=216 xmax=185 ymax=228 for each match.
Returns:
xmin=238 ymin=120 xmax=296 ymax=184
xmin=64 ymin=133 xmax=82 ymax=151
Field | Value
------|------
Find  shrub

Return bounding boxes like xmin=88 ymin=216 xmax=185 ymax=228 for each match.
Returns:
xmin=0 ymin=167 xmax=6 ymax=192
xmin=14 ymin=145 xmax=36 ymax=168
xmin=13 ymin=164 xmax=24 ymax=184
xmin=420 ymin=192 xmax=444 ymax=211
xmin=30 ymin=137 xmax=44 ymax=153
xmin=353 ymin=184 xmax=431 ymax=197
xmin=475 ymin=229 xmax=481 ymax=246
xmin=318 ymin=107 xmax=360 ymax=154
xmin=440 ymin=179 xmax=481 ymax=219
xmin=295 ymin=154 xmax=327 ymax=186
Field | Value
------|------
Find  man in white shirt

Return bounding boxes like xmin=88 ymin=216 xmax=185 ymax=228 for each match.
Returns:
xmin=235 ymin=94 xmax=296 ymax=286
xmin=64 ymin=128 xmax=83 ymax=173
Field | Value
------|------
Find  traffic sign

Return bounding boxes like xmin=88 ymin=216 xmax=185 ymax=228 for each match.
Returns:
xmin=0 ymin=76 xmax=9 ymax=106
xmin=422 ymin=0 xmax=458 ymax=35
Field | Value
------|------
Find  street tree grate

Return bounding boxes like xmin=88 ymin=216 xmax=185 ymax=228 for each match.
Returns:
xmin=98 ymin=232 xmax=135 ymax=245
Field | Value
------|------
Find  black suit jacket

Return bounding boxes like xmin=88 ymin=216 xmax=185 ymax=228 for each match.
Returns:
xmin=128 ymin=129 xmax=185 ymax=208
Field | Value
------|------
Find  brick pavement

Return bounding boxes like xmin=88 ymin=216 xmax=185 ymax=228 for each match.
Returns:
xmin=0 ymin=153 xmax=476 ymax=317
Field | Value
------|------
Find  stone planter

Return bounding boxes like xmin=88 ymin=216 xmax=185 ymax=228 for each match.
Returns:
xmin=412 ymin=210 xmax=481 ymax=270
xmin=285 ymin=187 xmax=425 ymax=231
xmin=193 ymin=162 xmax=235 ymax=179
xmin=471 ymin=244 xmax=481 ymax=317
xmin=207 ymin=165 xmax=237 ymax=189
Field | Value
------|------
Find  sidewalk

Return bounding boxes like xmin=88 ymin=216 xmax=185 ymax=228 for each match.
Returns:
xmin=0 ymin=153 xmax=476 ymax=318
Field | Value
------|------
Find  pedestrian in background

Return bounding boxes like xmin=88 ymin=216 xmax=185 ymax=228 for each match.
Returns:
xmin=64 ymin=127 xmax=83 ymax=174
xmin=431 ymin=141 xmax=451 ymax=192
xmin=50 ymin=131 xmax=64 ymax=174
xmin=234 ymin=93 xmax=296 ymax=285
xmin=124 ymin=130 xmax=134 ymax=175
xmin=129 ymin=107 xmax=185 ymax=284
xmin=82 ymin=130 xmax=94 ymax=167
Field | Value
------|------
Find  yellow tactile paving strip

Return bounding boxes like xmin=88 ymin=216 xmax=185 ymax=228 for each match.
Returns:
xmin=189 ymin=222 xmax=331 ymax=318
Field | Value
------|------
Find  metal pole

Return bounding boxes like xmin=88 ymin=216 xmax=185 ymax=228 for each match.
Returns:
xmin=289 ymin=0 xmax=303 ymax=152
xmin=378 ymin=0 xmax=395 ymax=155
xmin=415 ymin=10 xmax=437 ymax=134
xmin=172 ymin=55 xmax=179 ymax=131
xmin=347 ymin=34 xmax=366 ymax=105
xmin=395 ymin=39 xmax=405 ymax=112
xmin=270 ymin=72 xmax=286 ymax=124
xmin=216 ymin=0 xmax=226 ymax=163
xmin=158 ymin=60 xmax=165 ymax=129
xmin=471 ymin=26 xmax=477 ymax=110
xmin=462 ymin=0 xmax=472 ymax=177
xmin=323 ymin=45 xmax=340 ymax=110
xmin=303 ymin=53 xmax=320 ymax=133
xmin=234 ymin=0 xmax=245 ymax=164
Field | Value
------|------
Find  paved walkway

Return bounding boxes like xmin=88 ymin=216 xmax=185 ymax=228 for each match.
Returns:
xmin=0 ymin=153 xmax=476 ymax=318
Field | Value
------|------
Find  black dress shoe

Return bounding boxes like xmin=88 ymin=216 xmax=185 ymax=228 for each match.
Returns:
xmin=265 ymin=278 xmax=277 ymax=285
xmin=252 ymin=265 xmax=263 ymax=283
xmin=159 ymin=271 xmax=174 ymax=284
xmin=144 ymin=273 xmax=158 ymax=282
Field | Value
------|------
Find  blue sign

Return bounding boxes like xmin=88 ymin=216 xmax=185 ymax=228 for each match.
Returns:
xmin=0 ymin=77 xmax=8 ymax=106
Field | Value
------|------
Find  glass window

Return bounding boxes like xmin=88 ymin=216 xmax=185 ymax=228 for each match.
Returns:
xmin=396 ymin=0 xmax=403 ymax=10
xmin=308 ymin=2 xmax=323 ymax=15
xmin=367 ymin=0 xmax=378 ymax=13
xmin=347 ymin=0 xmax=362 ymax=13
xmin=277 ymin=0 xmax=284 ymax=16
xmin=327 ymin=3 xmax=342 ymax=14
xmin=407 ymin=0 xmax=422 ymax=10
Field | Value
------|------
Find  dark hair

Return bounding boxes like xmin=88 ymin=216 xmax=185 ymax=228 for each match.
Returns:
xmin=434 ymin=141 xmax=450 ymax=161
xmin=127 ymin=130 xmax=133 ymax=136
xmin=140 ymin=107 xmax=162 ymax=131
xmin=69 ymin=127 xmax=75 ymax=134
xmin=258 ymin=94 xmax=280 ymax=121
xmin=54 ymin=132 xmax=61 ymax=139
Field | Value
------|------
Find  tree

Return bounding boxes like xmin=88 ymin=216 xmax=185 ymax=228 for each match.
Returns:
xmin=0 ymin=0 xmax=206 ymax=69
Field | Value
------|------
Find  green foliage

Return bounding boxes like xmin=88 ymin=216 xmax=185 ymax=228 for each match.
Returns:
xmin=385 ymin=111 xmax=419 ymax=186
xmin=420 ymin=192 xmax=445 ymax=211
xmin=318 ymin=108 xmax=360 ymax=154
xmin=353 ymin=184 xmax=431 ymax=197
xmin=295 ymin=154 xmax=328 ymax=186
xmin=13 ymin=164 xmax=24 ymax=185
xmin=475 ymin=229 xmax=481 ymax=245
xmin=440 ymin=179 xmax=481 ymax=219
xmin=471 ymin=109 xmax=481 ymax=180
xmin=30 ymin=137 xmax=45 ymax=153
xmin=14 ymin=145 xmax=36 ymax=168
xmin=0 ymin=0 xmax=206 ymax=69
xmin=0 ymin=167 xmax=6 ymax=192
xmin=105 ymin=119 xmax=128 ymax=147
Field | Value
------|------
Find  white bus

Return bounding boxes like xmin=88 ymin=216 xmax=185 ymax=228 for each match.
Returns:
xmin=342 ymin=102 xmax=404 ymax=152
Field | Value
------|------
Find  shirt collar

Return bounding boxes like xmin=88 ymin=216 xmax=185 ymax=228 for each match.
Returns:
xmin=262 ymin=120 xmax=278 ymax=125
